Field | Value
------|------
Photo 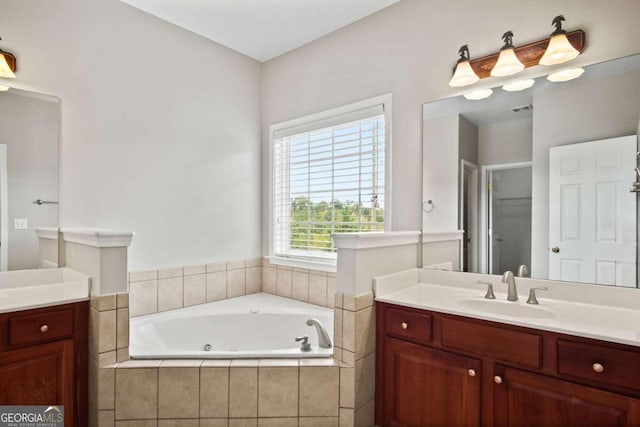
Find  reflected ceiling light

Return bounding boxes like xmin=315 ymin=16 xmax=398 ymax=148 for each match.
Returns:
xmin=0 ymin=37 xmax=16 ymax=79
xmin=463 ymin=88 xmax=493 ymax=100
xmin=502 ymin=79 xmax=535 ymax=92
xmin=490 ymin=31 xmax=525 ymax=77
xmin=449 ymin=45 xmax=480 ymax=87
xmin=539 ymin=15 xmax=580 ymax=65
xmin=0 ymin=85 xmax=8 ymax=92
xmin=547 ymin=67 xmax=584 ymax=82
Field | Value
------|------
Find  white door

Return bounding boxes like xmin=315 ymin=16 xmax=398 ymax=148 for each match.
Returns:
xmin=549 ymin=136 xmax=637 ymax=286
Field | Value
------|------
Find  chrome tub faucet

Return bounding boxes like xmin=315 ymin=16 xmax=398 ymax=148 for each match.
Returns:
xmin=306 ymin=318 xmax=332 ymax=349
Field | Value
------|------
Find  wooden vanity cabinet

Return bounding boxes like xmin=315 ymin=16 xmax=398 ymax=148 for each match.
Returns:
xmin=376 ymin=302 xmax=640 ymax=427
xmin=0 ymin=302 xmax=88 ymax=427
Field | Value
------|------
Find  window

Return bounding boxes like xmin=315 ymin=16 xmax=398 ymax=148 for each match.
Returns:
xmin=270 ymin=96 xmax=390 ymax=267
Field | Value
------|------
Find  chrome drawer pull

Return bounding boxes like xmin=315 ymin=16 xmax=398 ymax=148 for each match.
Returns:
xmin=401 ymin=322 xmax=408 ymax=330
xmin=494 ymin=375 xmax=503 ymax=384
xmin=592 ymin=362 xmax=604 ymax=373
xmin=40 ymin=324 xmax=49 ymax=333
xmin=468 ymin=369 xmax=476 ymax=377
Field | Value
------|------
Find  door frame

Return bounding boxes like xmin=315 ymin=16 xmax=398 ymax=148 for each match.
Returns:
xmin=0 ymin=144 xmax=7 ymax=271
xmin=479 ymin=161 xmax=532 ymax=274
xmin=459 ymin=160 xmax=478 ymax=272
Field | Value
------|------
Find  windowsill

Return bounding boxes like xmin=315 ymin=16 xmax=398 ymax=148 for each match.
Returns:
xmin=267 ymin=255 xmax=337 ymax=273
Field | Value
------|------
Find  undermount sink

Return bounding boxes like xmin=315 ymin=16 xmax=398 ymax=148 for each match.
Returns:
xmin=457 ymin=299 xmax=556 ymax=319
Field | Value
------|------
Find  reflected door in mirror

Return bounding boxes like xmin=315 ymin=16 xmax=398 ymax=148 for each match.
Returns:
xmin=549 ymin=136 xmax=637 ymax=286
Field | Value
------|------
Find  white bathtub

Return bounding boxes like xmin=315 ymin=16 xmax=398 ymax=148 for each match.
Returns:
xmin=130 ymin=292 xmax=334 ymax=359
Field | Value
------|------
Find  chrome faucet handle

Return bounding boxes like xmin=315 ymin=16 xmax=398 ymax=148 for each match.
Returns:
xmin=477 ymin=281 xmax=496 ymax=299
xmin=526 ymin=287 xmax=548 ymax=305
xmin=517 ymin=264 xmax=528 ymax=277
xmin=295 ymin=335 xmax=311 ymax=352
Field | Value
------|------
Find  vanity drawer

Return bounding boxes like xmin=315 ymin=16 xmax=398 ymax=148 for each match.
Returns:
xmin=557 ymin=340 xmax=640 ymax=391
xmin=9 ymin=309 xmax=74 ymax=347
xmin=384 ymin=306 xmax=432 ymax=345
xmin=440 ymin=317 xmax=542 ymax=368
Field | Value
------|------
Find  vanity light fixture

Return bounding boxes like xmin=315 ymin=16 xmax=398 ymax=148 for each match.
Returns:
xmin=449 ymin=45 xmax=480 ymax=87
xmin=547 ymin=67 xmax=584 ymax=82
xmin=463 ymin=88 xmax=493 ymax=100
xmin=0 ymin=37 xmax=16 ymax=79
xmin=502 ymin=79 xmax=535 ymax=92
xmin=490 ymin=31 xmax=525 ymax=77
xmin=539 ymin=15 xmax=580 ymax=66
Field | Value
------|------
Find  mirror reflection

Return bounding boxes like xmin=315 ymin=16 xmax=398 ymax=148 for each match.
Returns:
xmin=0 ymin=88 xmax=59 ymax=271
xmin=422 ymin=54 xmax=640 ymax=288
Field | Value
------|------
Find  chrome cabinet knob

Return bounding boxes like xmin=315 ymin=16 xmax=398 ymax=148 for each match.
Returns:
xmin=494 ymin=375 xmax=503 ymax=384
xmin=401 ymin=322 xmax=408 ymax=330
xmin=592 ymin=363 xmax=604 ymax=373
xmin=551 ymin=246 xmax=560 ymax=253
xmin=40 ymin=324 xmax=49 ymax=333
xmin=468 ymin=369 xmax=476 ymax=377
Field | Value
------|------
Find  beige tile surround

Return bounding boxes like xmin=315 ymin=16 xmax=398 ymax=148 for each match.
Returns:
xmin=128 ymin=257 xmax=336 ymax=318
xmin=97 ymin=359 xmax=341 ymax=427
xmin=93 ymin=258 xmax=371 ymax=427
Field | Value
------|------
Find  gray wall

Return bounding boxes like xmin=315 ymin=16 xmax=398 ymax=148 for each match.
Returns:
xmin=0 ymin=91 xmax=59 ymax=270
xmin=531 ymin=69 xmax=640 ymax=278
xmin=459 ymin=116 xmax=478 ymax=165
xmin=262 ymin=0 xmax=640 ymax=250
xmin=1 ymin=0 xmax=262 ymax=271
xmin=478 ymin=117 xmax=532 ymax=167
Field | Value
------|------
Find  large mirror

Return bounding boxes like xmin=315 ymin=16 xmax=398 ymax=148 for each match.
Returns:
xmin=422 ymin=54 xmax=640 ymax=288
xmin=0 ymin=88 xmax=60 ymax=271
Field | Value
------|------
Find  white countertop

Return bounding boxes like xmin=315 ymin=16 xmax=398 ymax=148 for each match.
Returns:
xmin=374 ymin=269 xmax=640 ymax=348
xmin=0 ymin=268 xmax=90 ymax=314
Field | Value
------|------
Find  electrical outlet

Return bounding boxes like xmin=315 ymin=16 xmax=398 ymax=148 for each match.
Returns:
xmin=14 ymin=218 xmax=28 ymax=229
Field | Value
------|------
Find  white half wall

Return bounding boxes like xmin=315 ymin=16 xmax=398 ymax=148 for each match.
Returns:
xmin=261 ymin=0 xmax=640 ymax=253
xmin=0 ymin=0 xmax=262 ymax=270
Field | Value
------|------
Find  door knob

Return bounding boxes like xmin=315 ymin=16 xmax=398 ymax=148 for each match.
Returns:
xmin=494 ymin=375 xmax=503 ymax=384
xmin=551 ymin=246 xmax=560 ymax=253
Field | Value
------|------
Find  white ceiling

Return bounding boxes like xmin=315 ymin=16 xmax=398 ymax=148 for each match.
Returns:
xmin=121 ymin=0 xmax=400 ymax=62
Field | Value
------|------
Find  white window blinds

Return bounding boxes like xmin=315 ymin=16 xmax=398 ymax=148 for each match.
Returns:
xmin=273 ymin=104 xmax=386 ymax=260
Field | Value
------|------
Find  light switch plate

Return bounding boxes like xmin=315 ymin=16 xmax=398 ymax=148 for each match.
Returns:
xmin=14 ymin=218 xmax=28 ymax=229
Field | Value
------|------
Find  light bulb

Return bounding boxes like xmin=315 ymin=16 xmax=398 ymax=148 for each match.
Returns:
xmin=449 ymin=60 xmax=479 ymax=87
xmin=0 ymin=85 xmax=8 ymax=91
xmin=540 ymin=33 xmax=579 ymax=65
xmin=491 ymin=48 xmax=525 ymax=77
xmin=464 ymin=88 xmax=493 ymax=100
xmin=547 ymin=67 xmax=584 ymax=82
xmin=539 ymin=15 xmax=580 ymax=66
xmin=502 ymin=79 xmax=535 ymax=92
xmin=449 ymin=45 xmax=479 ymax=87
xmin=0 ymin=52 xmax=16 ymax=79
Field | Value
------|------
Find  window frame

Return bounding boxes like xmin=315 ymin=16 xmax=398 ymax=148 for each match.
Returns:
xmin=268 ymin=94 xmax=392 ymax=271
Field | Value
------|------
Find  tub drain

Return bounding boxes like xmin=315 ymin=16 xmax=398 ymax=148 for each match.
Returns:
xmin=203 ymin=344 xmax=212 ymax=351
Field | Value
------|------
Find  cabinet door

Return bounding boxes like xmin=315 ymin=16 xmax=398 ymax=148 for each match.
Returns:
xmin=384 ymin=337 xmax=481 ymax=427
xmin=494 ymin=366 xmax=640 ymax=427
xmin=0 ymin=339 xmax=75 ymax=426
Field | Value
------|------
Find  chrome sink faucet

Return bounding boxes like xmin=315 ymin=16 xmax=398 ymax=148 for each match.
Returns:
xmin=502 ymin=271 xmax=518 ymax=301
xmin=306 ymin=318 xmax=332 ymax=349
